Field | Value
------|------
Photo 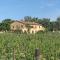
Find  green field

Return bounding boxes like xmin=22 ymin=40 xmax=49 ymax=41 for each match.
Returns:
xmin=0 ymin=32 xmax=60 ymax=60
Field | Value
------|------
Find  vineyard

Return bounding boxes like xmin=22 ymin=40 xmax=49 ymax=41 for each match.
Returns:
xmin=0 ymin=32 xmax=60 ymax=60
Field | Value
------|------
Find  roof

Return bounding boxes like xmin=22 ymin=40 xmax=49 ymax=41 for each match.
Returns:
xmin=14 ymin=21 xmax=42 ymax=25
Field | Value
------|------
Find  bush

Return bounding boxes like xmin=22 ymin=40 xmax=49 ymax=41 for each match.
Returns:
xmin=36 ymin=30 xmax=45 ymax=34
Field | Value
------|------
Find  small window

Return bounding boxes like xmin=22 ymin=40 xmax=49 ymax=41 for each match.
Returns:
xmin=12 ymin=26 xmax=14 ymax=28
xmin=21 ymin=25 xmax=23 ymax=28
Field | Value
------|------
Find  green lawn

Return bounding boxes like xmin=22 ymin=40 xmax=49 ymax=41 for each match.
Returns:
xmin=0 ymin=32 xmax=60 ymax=60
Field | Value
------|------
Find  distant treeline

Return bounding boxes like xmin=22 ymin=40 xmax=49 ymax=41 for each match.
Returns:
xmin=0 ymin=16 xmax=60 ymax=31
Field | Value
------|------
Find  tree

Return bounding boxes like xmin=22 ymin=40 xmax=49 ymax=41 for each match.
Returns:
xmin=0 ymin=23 xmax=10 ymax=31
xmin=0 ymin=19 xmax=14 ymax=31
xmin=2 ymin=19 xmax=14 ymax=23
xmin=24 ymin=16 xmax=39 ymax=22
xmin=56 ymin=17 xmax=60 ymax=30
xmin=30 ymin=17 xmax=38 ymax=22
xmin=24 ymin=16 xmax=32 ymax=21
xmin=50 ymin=21 xmax=58 ymax=31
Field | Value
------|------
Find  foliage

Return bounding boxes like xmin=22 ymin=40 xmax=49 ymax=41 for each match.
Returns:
xmin=0 ymin=23 xmax=10 ymax=31
xmin=2 ymin=19 xmax=13 ymax=23
xmin=0 ymin=19 xmax=14 ymax=31
xmin=0 ymin=32 xmax=60 ymax=60
xmin=24 ymin=16 xmax=32 ymax=21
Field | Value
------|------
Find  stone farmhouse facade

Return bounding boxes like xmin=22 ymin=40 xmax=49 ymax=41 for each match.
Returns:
xmin=10 ymin=21 xmax=45 ymax=33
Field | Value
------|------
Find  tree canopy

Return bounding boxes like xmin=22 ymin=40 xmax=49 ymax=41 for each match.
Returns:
xmin=0 ymin=19 xmax=14 ymax=31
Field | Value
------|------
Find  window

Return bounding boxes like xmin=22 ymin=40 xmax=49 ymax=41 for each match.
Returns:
xmin=21 ymin=25 xmax=23 ymax=28
xmin=32 ymin=30 xmax=36 ymax=33
xmin=12 ymin=26 xmax=14 ymax=28
xmin=32 ymin=31 xmax=34 ymax=33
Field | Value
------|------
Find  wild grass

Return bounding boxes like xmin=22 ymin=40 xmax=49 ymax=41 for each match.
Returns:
xmin=0 ymin=32 xmax=60 ymax=60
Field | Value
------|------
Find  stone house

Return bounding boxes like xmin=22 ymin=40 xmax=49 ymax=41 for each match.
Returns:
xmin=10 ymin=21 xmax=45 ymax=33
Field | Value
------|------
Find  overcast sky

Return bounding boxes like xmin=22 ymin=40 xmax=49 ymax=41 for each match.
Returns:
xmin=0 ymin=0 xmax=60 ymax=21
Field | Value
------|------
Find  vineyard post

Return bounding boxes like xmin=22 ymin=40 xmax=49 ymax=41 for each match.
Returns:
xmin=35 ymin=48 xmax=40 ymax=60
xmin=13 ymin=47 xmax=16 ymax=60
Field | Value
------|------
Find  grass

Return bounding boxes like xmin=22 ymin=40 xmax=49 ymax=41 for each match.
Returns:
xmin=0 ymin=32 xmax=60 ymax=60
